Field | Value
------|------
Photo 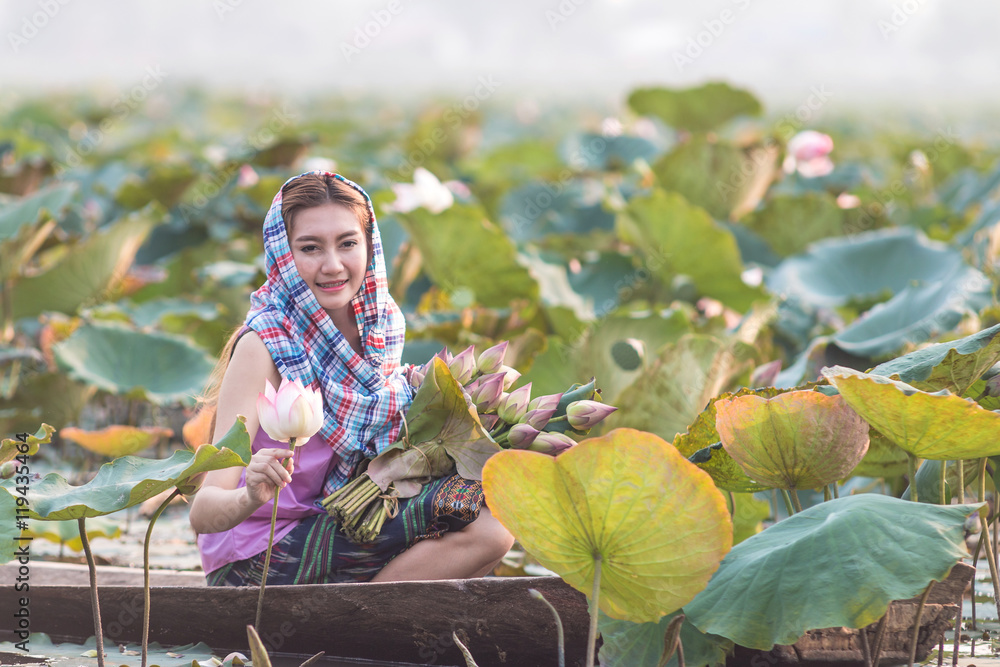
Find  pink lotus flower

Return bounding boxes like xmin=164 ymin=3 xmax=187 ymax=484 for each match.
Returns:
xmin=476 ymin=341 xmax=508 ymax=375
xmin=498 ymin=365 xmax=521 ymax=390
xmin=498 ymin=383 xmax=532 ymax=423
xmin=520 ymin=408 xmax=557 ymax=430
xmin=448 ymin=345 xmax=477 ymax=385
xmin=471 ymin=372 xmax=506 ymax=412
xmin=785 ymin=131 xmax=835 ymax=178
xmin=256 ymin=378 xmax=324 ymax=445
xmin=507 ymin=424 xmax=541 ymax=449
xmin=566 ymin=400 xmax=617 ymax=431
xmin=527 ymin=393 xmax=562 ymax=413
xmin=528 ymin=432 xmax=577 ymax=455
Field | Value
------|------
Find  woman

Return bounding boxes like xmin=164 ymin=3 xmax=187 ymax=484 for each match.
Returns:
xmin=189 ymin=171 xmax=514 ymax=585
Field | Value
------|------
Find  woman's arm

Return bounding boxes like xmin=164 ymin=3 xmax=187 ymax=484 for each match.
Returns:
xmin=189 ymin=332 xmax=295 ymax=535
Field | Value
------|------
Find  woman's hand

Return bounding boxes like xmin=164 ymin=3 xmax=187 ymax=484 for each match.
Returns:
xmin=245 ymin=447 xmax=295 ymax=505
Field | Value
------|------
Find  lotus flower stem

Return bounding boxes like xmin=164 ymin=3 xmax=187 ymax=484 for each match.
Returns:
xmin=528 ymin=589 xmax=565 ymax=667
xmin=940 ymin=461 xmax=947 ymax=505
xmin=771 ymin=490 xmax=780 ymax=521
xmin=78 ymin=517 xmax=106 ymax=667
xmin=958 ymin=460 xmax=964 ymax=503
xmin=790 ymin=490 xmax=803 ymax=513
xmin=869 ymin=613 xmax=889 ymax=667
xmin=823 ymin=485 xmax=831 ymax=502
xmin=255 ymin=437 xmax=295 ymax=631
xmin=976 ymin=457 xmax=1000 ymax=618
xmin=586 ymin=555 xmax=602 ymax=667
xmin=832 ymin=483 xmax=839 ymax=499
xmin=780 ymin=490 xmax=795 ymax=516
xmin=971 ymin=526 xmax=983 ymax=631
xmin=908 ymin=454 xmax=919 ymax=503
xmin=859 ymin=625 xmax=871 ymax=667
xmin=142 ymin=487 xmax=181 ymax=667
xmin=907 ymin=582 xmax=934 ymax=667
xmin=952 ymin=609 xmax=961 ymax=667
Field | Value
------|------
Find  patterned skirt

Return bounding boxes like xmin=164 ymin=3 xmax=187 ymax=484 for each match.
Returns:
xmin=206 ymin=475 xmax=484 ymax=586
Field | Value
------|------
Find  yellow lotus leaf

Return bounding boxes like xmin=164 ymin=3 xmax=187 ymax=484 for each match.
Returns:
xmin=61 ymin=425 xmax=174 ymax=458
xmin=824 ymin=366 xmax=1000 ymax=460
xmin=183 ymin=406 xmax=215 ymax=449
xmin=482 ymin=427 xmax=732 ymax=624
xmin=715 ymin=390 xmax=870 ymax=490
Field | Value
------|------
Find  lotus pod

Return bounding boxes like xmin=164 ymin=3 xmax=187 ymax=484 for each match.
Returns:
xmin=715 ymin=390 xmax=869 ymax=490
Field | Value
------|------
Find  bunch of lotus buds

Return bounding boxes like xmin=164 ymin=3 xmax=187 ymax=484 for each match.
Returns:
xmin=409 ymin=341 xmax=617 ymax=456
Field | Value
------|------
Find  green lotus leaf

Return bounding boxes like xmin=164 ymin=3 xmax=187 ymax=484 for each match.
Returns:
xmin=500 ymin=181 xmax=615 ymax=243
xmin=824 ymin=366 xmax=1000 ymax=460
xmin=832 ymin=265 xmax=992 ymax=358
xmin=731 ymin=492 xmax=771 ymax=545
xmin=0 ymin=372 xmax=93 ymax=435
xmin=114 ymin=163 xmax=199 ymax=210
xmin=766 ymin=227 xmax=971 ymax=309
xmin=684 ymin=494 xmax=976 ymax=649
xmin=53 ymin=321 xmax=216 ymax=405
xmin=674 ymin=388 xmax=787 ymax=493
xmin=652 ymin=136 xmax=776 ymax=221
xmin=0 ymin=490 xmax=21 ymax=564
xmin=0 ymin=634 xmax=216 ymax=666
xmin=26 ymin=516 xmax=122 ymax=552
xmin=0 ymin=182 xmax=76 ymax=280
xmin=372 ymin=357 xmax=500 ymax=492
xmin=605 ymin=334 xmax=756 ymax=443
xmin=850 ymin=430 xmax=909 ymax=478
xmin=114 ymin=297 xmax=222 ymax=328
xmin=3 ymin=417 xmax=251 ymax=521
xmin=1 ymin=423 xmax=54 ymax=465
xmin=902 ymin=458 xmax=980 ymax=504
xmin=12 ymin=204 xmax=162 ymax=319
xmin=616 ymin=189 xmax=762 ymax=312
xmin=563 ymin=132 xmax=663 ymax=171
xmin=522 ymin=310 xmax=692 ymax=400
xmin=395 ymin=203 xmax=538 ymax=308
xmin=870 ymin=322 xmax=1000 ymax=395
xmin=598 ymin=609 xmax=733 ymax=667
xmin=484 ymin=428 xmax=732 ymax=624
xmin=627 ymin=83 xmax=762 ymax=133
xmin=715 ymin=391 xmax=870 ymax=490
xmin=740 ymin=193 xmax=848 ymax=257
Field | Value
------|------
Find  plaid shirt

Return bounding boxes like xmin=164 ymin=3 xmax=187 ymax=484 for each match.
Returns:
xmin=245 ymin=172 xmax=413 ymax=497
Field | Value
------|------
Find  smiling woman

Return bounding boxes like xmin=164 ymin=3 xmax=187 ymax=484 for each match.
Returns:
xmin=187 ymin=171 xmax=514 ymax=587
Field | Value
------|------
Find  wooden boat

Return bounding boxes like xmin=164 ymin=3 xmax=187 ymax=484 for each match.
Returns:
xmin=0 ymin=563 xmax=974 ymax=666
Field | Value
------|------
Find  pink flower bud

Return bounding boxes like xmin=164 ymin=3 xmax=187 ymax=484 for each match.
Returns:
xmin=476 ymin=341 xmax=508 ymax=375
xmin=528 ymin=432 xmax=576 ymax=455
xmin=498 ymin=365 xmax=521 ymax=390
xmin=507 ymin=423 xmax=541 ymax=449
xmin=257 ymin=377 xmax=324 ymax=445
xmin=527 ymin=393 xmax=563 ymax=413
xmin=520 ymin=408 xmax=556 ymax=430
xmin=787 ymin=131 xmax=833 ymax=161
xmin=433 ymin=347 xmax=453 ymax=365
xmin=448 ymin=345 xmax=477 ymax=385
xmin=498 ymin=382 xmax=532 ymax=423
xmin=566 ymin=400 xmax=617 ymax=431
xmin=408 ymin=368 xmax=425 ymax=389
xmin=472 ymin=372 xmax=505 ymax=412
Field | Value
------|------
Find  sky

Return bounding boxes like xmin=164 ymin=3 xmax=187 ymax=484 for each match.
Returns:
xmin=1 ymin=0 xmax=998 ymax=116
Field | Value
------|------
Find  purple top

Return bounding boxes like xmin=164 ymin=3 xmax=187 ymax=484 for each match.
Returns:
xmin=196 ymin=426 xmax=336 ymax=574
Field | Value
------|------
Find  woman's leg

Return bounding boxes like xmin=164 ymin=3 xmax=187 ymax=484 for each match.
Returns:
xmin=371 ymin=507 xmax=515 ymax=582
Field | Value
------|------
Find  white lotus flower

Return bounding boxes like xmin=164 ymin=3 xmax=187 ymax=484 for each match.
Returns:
xmin=256 ymin=377 xmax=324 ymax=445
xmin=388 ymin=168 xmax=454 ymax=214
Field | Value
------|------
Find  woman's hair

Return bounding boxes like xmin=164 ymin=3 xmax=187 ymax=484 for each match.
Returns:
xmin=198 ymin=173 xmax=373 ymax=435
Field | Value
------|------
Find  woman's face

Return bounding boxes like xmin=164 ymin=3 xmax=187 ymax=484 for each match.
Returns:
xmin=289 ymin=203 xmax=369 ymax=321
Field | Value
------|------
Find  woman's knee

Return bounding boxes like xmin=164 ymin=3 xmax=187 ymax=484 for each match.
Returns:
xmin=466 ymin=508 xmax=515 ymax=558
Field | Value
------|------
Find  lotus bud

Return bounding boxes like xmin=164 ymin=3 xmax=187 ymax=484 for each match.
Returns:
xmin=528 ymin=432 xmax=576 ymax=455
xmin=448 ymin=345 xmax=477 ymax=385
xmin=520 ymin=407 xmax=556 ymax=430
xmin=0 ymin=461 xmax=14 ymax=479
xmin=566 ymin=400 xmax=618 ymax=431
xmin=257 ymin=377 xmax=324 ymax=445
xmin=498 ymin=365 xmax=521 ymax=390
xmin=433 ymin=347 xmax=453 ymax=365
xmin=465 ymin=377 xmax=481 ymax=395
xmin=472 ymin=372 xmax=505 ymax=413
xmin=408 ymin=368 xmax=425 ymax=389
xmin=528 ymin=393 xmax=563 ymax=413
xmin=476 ymin=341 xmax=508 ymax=375
xmin=507 ymin=424 xmax=541 ymax=449
xmin=498 ymin=382 xmax=532 ymax=423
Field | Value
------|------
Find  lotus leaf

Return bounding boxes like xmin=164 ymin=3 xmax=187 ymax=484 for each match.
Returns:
xmin=616 ymin=189 xmax=762 ymax=311
xmin=902 ymin=458 xmax=980 ymax=504
xmin=606 ymin=334 xmax=756 ymax=443
xmin=870 ymin=322 xmax=1000 ymax=395
xmin=715 ymin=391 xmax=870 ymax=490
xmin=12 ymin=204 xmax=162 ymax=319
xmin=823 ymin=366 xmax=1000 ymax=460
xmin=730 ymin=492 xmax=771 ymax=545
xmin=562 ymin=132 xmax=663 ymax=171
xmin=114 ymin=163 xmax=199 ymax=210
xmin=0 ymin=634 xmax=217 ymax=666
xmin=0 ymin=491 xmax=21 ymax=564
xmin=598 ymin=609 xmax=733 ymax=667
xmin=26 ymin=516 xmax=121 ymax=552
xmin=850 ymin=430 xmax=910 ymax=478
xmin=832 ymin=264 xmax=992 ymax=358
xmin=118 ymin=297 xmax=222 ymax=328
xmin=500 ymin=181 xmax=615 ymax=242
xmin=60 ymin=425 xmax=174 ymax=458
xmin=627 ymin=83 xmax=762 ymax=133
xmin=395 ymin=203 xmax=539 ymax=308
xmin=53 ymin=321 xmax=216 ymax=405
xmin=1 ymin=423 xmax=54 ymax=465
xmin=0 ymin=182 xmax=76 ymax=280
xmin=369 ymin=357 xmax=499 ymax=495
xmin=766 ymin=227 xmax=970 ymax=309
xmin=482 ymin=427 xmax=732 ymax=624
xmin=2 ymin=417 xmax=250 ymax=521
xmin=740 ymin=193 xmax=848 ymax=257
xmin=674 ymin=387 xmax=785 ymax=493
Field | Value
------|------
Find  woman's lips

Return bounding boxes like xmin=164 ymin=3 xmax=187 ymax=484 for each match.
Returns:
xmin=317 ymin=280 xmax=348 ymax=292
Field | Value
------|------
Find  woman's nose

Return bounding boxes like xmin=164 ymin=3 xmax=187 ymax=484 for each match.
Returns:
xmin=320 ymin=250 xmax=343 ymax=273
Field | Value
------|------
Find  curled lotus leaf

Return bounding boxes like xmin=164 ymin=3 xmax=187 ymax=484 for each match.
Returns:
xmin=715 ymin=390 xmax=870 ymax=490
xmin=483 ymin=427 xmax=732 ymax=624
xmin=1 ymin=423 xmax=54 ymax=465
xmin=60 ymin=425 xmax=174 ymax=458
xmin=823 ymin=366 xmax=1000 ymax=460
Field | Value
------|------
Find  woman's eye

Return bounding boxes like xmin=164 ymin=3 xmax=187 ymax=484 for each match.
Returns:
xmin=300 ymin=244 xmax=318 ymax=252
xmin=343 ymin=240 xmax=358 ymax=248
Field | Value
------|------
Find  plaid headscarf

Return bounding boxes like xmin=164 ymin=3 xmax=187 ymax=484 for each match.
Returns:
xmin=244 ymin=171 xmax=412 ymax=495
